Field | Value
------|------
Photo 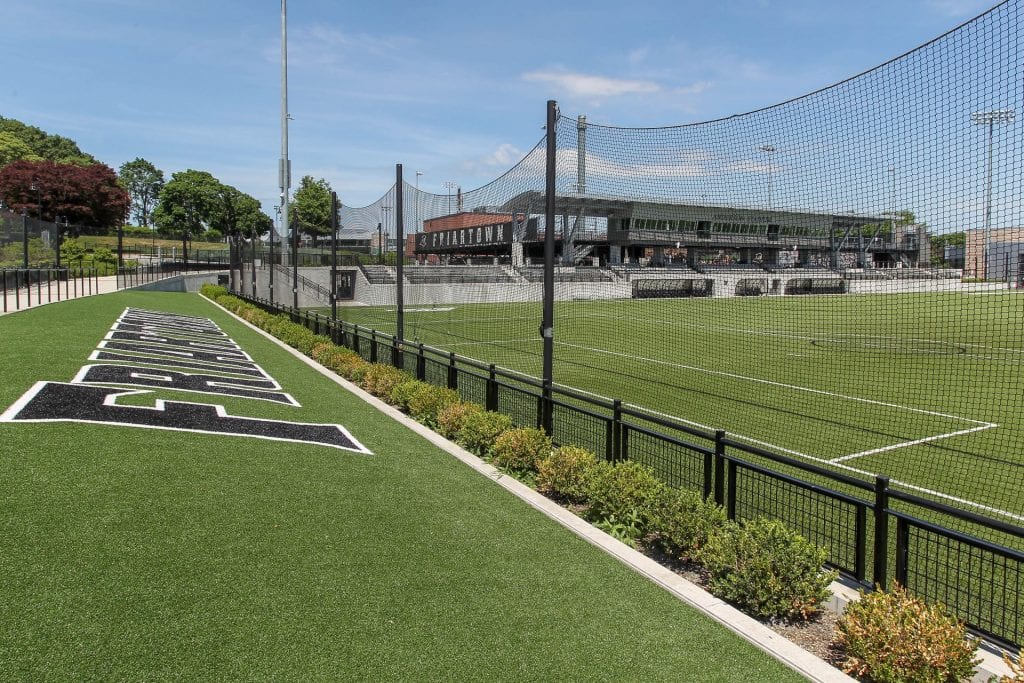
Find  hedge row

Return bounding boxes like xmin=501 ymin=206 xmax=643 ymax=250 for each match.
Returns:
xmin=202 ymin=285 xmax=985 ymax=682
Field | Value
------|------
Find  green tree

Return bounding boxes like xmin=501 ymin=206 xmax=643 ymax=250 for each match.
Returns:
xmin=119 ymin=158 xmax=165 ymax=228
xmin=291 ymin=175 xmax=333 ymax=245
xmin=0 ymin=132 xmax=42 ymax=167
xmin=152 ymin=170 xmax=221 ymax=238
xmin=929 ymin=231 xmax=965 ymax=267
xmin=211 ymin=184 xmax=272 ymax=240
xmin=60 ymin=238 xmax=87 ymax=265
xmin=0 ymin=117 xmax=96 ymax=165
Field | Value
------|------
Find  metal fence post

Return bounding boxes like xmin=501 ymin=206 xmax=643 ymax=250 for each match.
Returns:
xmin=873 ymin=475 xmax=891 ymax=588
xmin=416 ymin=344 xmax=426 ymax=381
xmin=486 ymin=364 xmax=498 ymax=411
xmin=714 ymin=430 xmax=726 ymax=508
xmin=447 ymin=351 xmax=457 ymax=390
xmin=611 ymin=399 xmax=623 ymax=463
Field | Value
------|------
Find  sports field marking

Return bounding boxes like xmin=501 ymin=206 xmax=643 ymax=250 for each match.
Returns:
xmin=554 ymin=340 xmax=988 ymax=427
xmin=556 ymin=371 xmax=1022 ymax=523
xmin=442 ymin=338 xmax=538 ymax=349
xmin=829 ymin=422 xmax=998 ymax=463
xmin=579 ymin=309 xmax=1024 ymax=363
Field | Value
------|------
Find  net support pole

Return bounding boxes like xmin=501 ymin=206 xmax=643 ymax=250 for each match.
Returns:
xmin=541 ymin=100 xmax=558 ymax=435
xmin=330 ymin=191 xmax=338 ymax=323
xmin=22 ymin=210 xmax=28 ymax=268
xmin=395 ymin=165 xmax=405 ymax=368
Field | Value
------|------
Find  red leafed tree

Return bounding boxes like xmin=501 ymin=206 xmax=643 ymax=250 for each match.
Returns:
xmin=0 ymin=159 xmax=129 ymax=233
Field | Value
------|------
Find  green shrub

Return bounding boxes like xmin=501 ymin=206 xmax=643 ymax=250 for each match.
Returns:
xmin=390 ymin=379 xmax=429 ymax=411
xmin=535 ymin=445 xmax=599 ymax=502
xmin=348 ymin=361 xmax=371 ymax=385
xmin=837 ymin=583 xmax=979 ymax=683
xmin=407 ymin=384 xmax=460 ymax=428
xmin=201 ymin=284 xmax=229 ymax=299
xmin=583 ymin=460 xmax=666 ymax=528
xmin=648 ymin=487 xmax=729 ymax=562
xmin=360 ymin=364 xmax=411 ymax=398
xmin=593 ymin=510 xmax=644 ymax=548
xmin=436 ymin=402 xmax=484 ymax=440
xmin=455 ymin=409 xmax=513 ymax=457
xmin=698 ymin=517 xmax=835 ymax=621
xmin=491 ymin=428 xmax=552 ymax=473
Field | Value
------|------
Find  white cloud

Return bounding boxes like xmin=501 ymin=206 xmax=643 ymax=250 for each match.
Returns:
xmin=522 ymin=70 xmax=662 ymax=98
xmin=487 ymin=143 xmax=525 ymax=167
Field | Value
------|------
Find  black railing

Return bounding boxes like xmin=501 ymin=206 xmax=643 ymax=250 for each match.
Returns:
xmin=235 ymin=291 xmax=1024 ymax=649
xmin=1 ymin=267 xmax=102 ymax=312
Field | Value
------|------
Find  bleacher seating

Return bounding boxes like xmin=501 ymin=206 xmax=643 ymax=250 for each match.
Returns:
xmin=404 ymin=265 xmax=515 ymax=284
xmin=519 ymin=266 xmax=614 ymax=283
xmin=360 ymin=264 xmax=396 ymax=284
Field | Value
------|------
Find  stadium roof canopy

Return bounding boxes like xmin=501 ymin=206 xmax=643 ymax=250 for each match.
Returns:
xmin=497 ymin=191 xmax=884 ymax=226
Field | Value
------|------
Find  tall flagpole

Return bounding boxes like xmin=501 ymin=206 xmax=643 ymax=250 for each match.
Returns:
xmin=280 ymin=0 xmax=294 ymax=308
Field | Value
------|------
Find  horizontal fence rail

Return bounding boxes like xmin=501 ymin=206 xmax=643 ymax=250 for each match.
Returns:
xmin=233 ymin=290 xmax=1024 ymax=649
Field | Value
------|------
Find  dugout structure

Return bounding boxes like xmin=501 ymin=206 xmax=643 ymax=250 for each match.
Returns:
xmin=632 ymin=278 xmax=713 ymax=299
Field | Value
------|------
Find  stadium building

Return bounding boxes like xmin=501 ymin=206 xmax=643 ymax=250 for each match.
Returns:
xmin=965 ymin=227 xmax=1024 ymax=281
xmin=408 ymin=193 xmax=929 ymax=271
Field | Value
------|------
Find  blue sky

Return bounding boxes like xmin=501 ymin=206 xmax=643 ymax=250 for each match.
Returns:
xmin=0 ymin=0 xmax=1000 ymax=216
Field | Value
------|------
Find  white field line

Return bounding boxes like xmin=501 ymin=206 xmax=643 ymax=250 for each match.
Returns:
xmin=441 ymin=338 xmax=538 ymax=349
xmin=830 ymin=423 xmax=998 ymax=463
xmin=579 ymin=310 xmax=1024 ymax=362
xmin=555 ymin=340 xmax=989 ymax=426
xmin=554 ymin=371 xmax=1023 ymax=523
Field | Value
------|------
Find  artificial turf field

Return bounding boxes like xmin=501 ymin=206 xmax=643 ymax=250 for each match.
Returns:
xmin=0 ymin=291 xmax=803 ymax=681
xmin=329 ymin=290 xmax=1024 ymax=527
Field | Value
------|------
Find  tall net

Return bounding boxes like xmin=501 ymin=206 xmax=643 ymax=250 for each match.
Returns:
xmin=308 ymin=2 xmax=1022 ymax=527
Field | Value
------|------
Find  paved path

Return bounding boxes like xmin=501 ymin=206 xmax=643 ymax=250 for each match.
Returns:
xmin=1 ymin=275 xmax=121 ymax=315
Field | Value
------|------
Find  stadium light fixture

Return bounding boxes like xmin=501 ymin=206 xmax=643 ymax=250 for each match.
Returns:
xmin=415 ymin=171 xmax=423 ymax=235
xmin=443 ymin=180 xmax=457 ymax=215
xmin=759 ymin=145 xmax=776 ymax=210
xmin=971 ymin=108 xmax=1015 ymax=279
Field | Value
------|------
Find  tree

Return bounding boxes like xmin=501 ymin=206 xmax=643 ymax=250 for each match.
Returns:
xmin=0 ymin=117 xmax=96 ymax=166
xmin=152 ymin=170 xmax=222 ymax=238
xmin=152 ymin=170 xmax=270 ymax=241
xmin=211 ymin=184 xmax=272 ymax=240
xmin=291 ymin=175 xmax=333 ymax=245
xmin=119 ymin=158 xmax=165 ymax=228
xmin=0 ymin=159 xmax=129 ymax=232
xmin=0 ymin=132 xmax=42 ymax=167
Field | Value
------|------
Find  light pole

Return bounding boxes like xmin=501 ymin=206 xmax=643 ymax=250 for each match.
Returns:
xmin=415 ymin=171 xmax=423 ymax=234
xmin=971 ymin=108 xmax=1015 ymax=279
xmin=759 ymin=145 xmax=776 ymax=210
xmin=443 ymin=181 xmax=456 ymax=215
xmin=380 ymin=205 xmax=391 ymax=264
xmin=270 ymin=205 xmax=279 ymax=302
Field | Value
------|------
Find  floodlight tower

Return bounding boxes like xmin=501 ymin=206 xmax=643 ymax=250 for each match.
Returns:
xmin=759 ymin=145 xmax=777 ymax=210
xmin=443 ymin=181 xmax=457 ymax=215
xmin=971 ymin=108 xmax=1015 ymax=279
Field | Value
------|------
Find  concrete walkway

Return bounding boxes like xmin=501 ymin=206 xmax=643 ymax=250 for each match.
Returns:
xmin=0 ymin=274 xmax=120 ymax=315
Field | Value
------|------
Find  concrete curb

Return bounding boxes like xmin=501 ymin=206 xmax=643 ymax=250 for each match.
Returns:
xmin=207 ymin=296 xmax=857 ymax=683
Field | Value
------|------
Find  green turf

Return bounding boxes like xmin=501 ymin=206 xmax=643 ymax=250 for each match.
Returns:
xmin=0 ymin=292 xmax=803 ymax=681
xmin=326 ymin=292 xmax=1024 ymax=524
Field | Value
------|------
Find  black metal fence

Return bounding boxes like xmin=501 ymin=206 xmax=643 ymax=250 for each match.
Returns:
xmin=1 ymin=268 xmax=103 ymax=312
xmin=236 ymin=292 xmax=1023 ymax=649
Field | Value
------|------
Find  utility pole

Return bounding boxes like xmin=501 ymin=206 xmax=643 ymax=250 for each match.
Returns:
xmin=281 ymin=0 xmax=294 ymax=308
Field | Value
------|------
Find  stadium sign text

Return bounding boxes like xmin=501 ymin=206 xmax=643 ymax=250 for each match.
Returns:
xmin=415 ymin=222 xmax=512 ymax=253
xmin=0 ymin=308 xmax=371 ymax=453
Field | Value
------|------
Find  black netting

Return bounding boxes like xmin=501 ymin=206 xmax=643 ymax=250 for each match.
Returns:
xmin=230 ymin=1 xmax=1024 ymax=645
